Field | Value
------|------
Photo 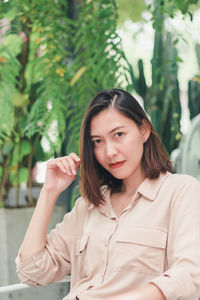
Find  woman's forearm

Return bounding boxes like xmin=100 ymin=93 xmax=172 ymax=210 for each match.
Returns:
xmin=20 ymin=186 xmax=59 ymax=263
xmin=112 ymin=284 xmax=166 ymax=300
xmin=132 ymin=284 xmax=166 ymax=300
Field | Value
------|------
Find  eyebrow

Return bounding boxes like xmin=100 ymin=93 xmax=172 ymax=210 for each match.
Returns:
xmin=90 ymin=126 xmax=126 ymax=138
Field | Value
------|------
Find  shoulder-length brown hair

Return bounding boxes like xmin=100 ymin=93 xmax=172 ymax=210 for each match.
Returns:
xmin=79 ymin=88 xmax=173 ymax=206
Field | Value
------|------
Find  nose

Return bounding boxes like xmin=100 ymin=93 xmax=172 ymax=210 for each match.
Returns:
xmin=105 ymin=141 xmax=118 ymax=158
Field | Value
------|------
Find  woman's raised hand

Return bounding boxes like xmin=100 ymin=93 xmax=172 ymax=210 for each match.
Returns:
xmin=20 ymin=153 xmax=80 ymax=263
xmin=43 ymin=153 xmax=81 ymax=195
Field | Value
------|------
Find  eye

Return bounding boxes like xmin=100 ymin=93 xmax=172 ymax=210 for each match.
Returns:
xmin=114 ymin=132 xmax=124 ymax=138
xmin=92 ymin=139 xmax=102 ymax=147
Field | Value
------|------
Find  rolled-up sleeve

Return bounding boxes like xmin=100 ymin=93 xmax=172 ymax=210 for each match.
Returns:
xmin=150 ymin=176 xmax=200 ymax=299
xmin=15 ymin=197 xmax=85 ymax=286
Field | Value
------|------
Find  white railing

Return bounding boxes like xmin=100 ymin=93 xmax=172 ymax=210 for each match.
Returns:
xmin=0 ymin=275 xmax=71 ymax=294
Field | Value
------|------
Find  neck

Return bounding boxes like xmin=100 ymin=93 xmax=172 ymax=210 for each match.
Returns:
xmin=122 ymin=171 xmax=145 ymax=196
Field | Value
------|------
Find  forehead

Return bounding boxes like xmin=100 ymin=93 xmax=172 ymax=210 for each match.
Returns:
xmin=90 ymin=108 xmax=136 ymax=135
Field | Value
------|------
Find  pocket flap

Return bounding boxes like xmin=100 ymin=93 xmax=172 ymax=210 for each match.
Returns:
xmin=76 ymin=234 xmax=89 ymax=255
xmin=116 ymin=227 xmax=167 ymax=249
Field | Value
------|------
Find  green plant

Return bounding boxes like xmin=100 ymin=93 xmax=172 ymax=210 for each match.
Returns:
xmin=129 ymin=1 xmax=182 ymax=154
xmin=59 ymin=0 xmax=132 ymax=208
xmin=0 ymin=0 xmax=73 ymax=207
xmin=63 ymin=0 xmax=131 ymax=154
xmin=0 ymin=0 xmax=130 ymax=208
xmin=148 ymin=0 xmax=200 ymax=24
xmin=188 ymin=44 xmax=200 ymax=119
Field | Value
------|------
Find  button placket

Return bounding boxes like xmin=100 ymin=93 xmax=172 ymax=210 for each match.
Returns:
xmin=100 ymin=219 xmax=119 ymax=282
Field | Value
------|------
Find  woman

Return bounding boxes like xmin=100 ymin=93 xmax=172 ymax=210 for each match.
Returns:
xmin=16 ymin=89 xmax=200 ymax=300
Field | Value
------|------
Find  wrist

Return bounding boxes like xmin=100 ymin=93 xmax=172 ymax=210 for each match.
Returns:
xmin=40 ymin=185 xmax=60 ymax=201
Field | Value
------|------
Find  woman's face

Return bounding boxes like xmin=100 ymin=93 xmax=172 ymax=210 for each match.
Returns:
xmin=90 ymin=108 xmax=150 ymax=183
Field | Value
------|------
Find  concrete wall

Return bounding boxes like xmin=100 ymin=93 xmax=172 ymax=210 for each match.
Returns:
xmin=0 ymin=205 xmax=70 ymax=300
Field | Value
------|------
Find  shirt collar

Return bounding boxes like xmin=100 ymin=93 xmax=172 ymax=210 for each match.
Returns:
xmin=88 ymin=185 xmax=115 ymax=218
xmin=137 ymin=171 xmax=171 ymax=201
xmin=87 ymin=185 xmax=110 ymax=212
xmin=88 ymin=172 xmax=171 ymax=213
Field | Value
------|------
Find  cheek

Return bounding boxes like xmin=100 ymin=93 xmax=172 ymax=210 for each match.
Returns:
xmin=124 ymin=136 xmax=144 ymax=159
xmin=93 ymin=149 xmax=104 ymax=165
xmin=124 ymin=134 xmax=144 ymax=150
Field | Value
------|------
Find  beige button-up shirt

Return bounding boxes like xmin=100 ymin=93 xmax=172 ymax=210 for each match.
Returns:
xmin=16 ymin=172 xmax=200 ymax=300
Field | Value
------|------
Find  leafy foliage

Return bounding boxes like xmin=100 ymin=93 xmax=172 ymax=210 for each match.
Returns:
xmin=116 ymin=0 xmax=146 ymax=25
xmin=0 ymin=0 xmax=71 ymax=206
xmin=148 ymin=0 xmax=200 ymax=26
xmin=0 ymin=0 xmax=130 ymax=207
xmin=64 ymin=0 xmax=131 ymax=154
xmin=61 ymin=0 xmax=131 ymax=207
xmin=129 ymin=1 xmax=182 ymax=154
xmin=116 ymin=0 xmax=199 ymax=28
xmin=188 ymin=44 xmax=200 ymax=119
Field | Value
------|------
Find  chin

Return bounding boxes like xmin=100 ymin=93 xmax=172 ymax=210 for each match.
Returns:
xmin=109 ymin=172 xmax=127 ymax=180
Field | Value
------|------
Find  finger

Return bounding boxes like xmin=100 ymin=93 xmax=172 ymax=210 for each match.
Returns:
xmin=70 ymin=153 xmax=81 ymax=164
xmin=58 ymin=158 xmax=76 ymax=177
xmin=56 ymin=160 xmax=69 ymax=174
xmin=63 ymin=156 xmax=77 ymax=175
xmin=70 ymin=153 xmax=81 ymax=172
xmin=47 ymin=158 xmax=59 ymax=169
xmin=63 ymin=153 xmax=81 ymax=173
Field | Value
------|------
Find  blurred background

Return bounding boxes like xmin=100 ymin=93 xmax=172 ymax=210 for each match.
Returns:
xmin=0 ymin=0 xmax=200 ymax=298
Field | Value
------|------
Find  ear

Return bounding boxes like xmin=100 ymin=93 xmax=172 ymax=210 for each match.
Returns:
xmin=140 ymin=119 xmax=151 ymax=143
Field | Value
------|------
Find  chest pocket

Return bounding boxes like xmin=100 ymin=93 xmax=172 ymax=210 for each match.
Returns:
xmin=112 ymin=227 xmax=167 ymax=275
xmin=76 ymin=234 xmax=89 ymax=255
xmin=75 ymin=234 xmax=90 ymax=277
xmin=74 ymin=208 xmax=98 ymax=277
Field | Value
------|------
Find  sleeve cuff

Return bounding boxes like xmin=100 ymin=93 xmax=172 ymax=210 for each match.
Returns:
xmin=150 ymin=268 xmax=198 ymax=300
xmin=15 ymin=248 xmax=46 ymax=286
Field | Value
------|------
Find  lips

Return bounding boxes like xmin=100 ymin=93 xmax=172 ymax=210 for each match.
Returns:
xmin=109 ymin=160 xmax=126 ymax=169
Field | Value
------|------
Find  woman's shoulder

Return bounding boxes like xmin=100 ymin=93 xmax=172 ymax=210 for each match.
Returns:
xmin=73 ymin=196 xmax=94 ymax=212
xmin=61 ymin=196 xmax=94 ymax=229
xmin=164 ymin=172 xmax=200 ymax=186
xmin=159 ymin=172 xmax=200 ymax=197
